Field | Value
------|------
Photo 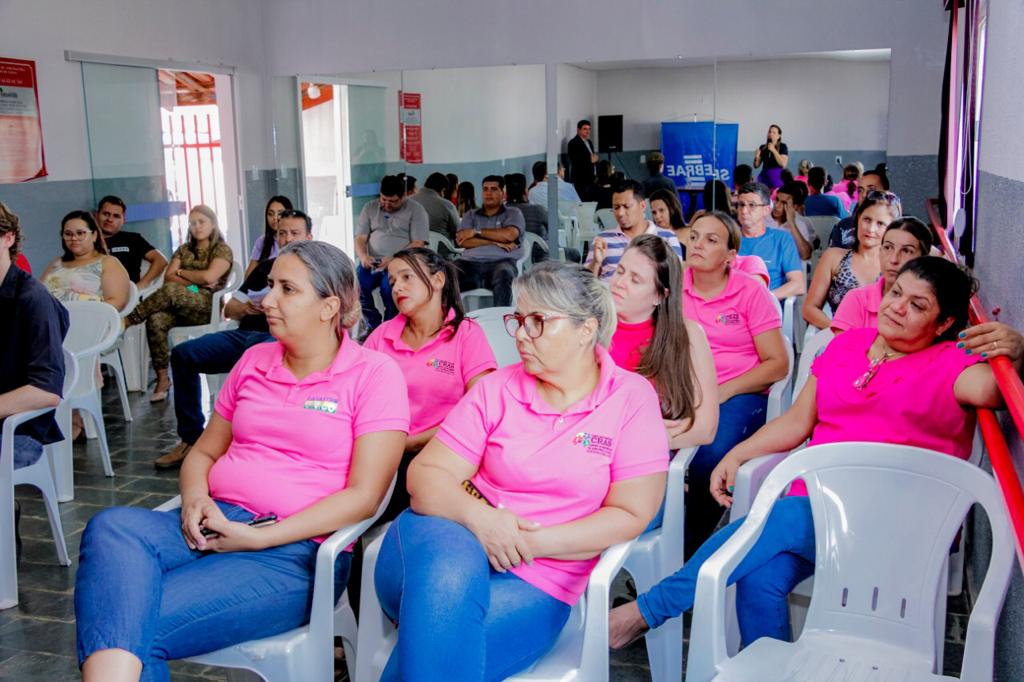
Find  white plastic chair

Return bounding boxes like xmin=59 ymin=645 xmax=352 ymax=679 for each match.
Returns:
xmin=354 ymin=529 xmax=635 ymax=682
xmin=64 ymin=301 xmax=123 ymax=477
xmin=766 ymin=336 xmax=795 ymax=421
xmin=0 ymin=348 xmax=77 ymax=609
xmin=523 ymin=233 xmax=549 ymax=270
xmin=594 ymin=208 xmax=616 ymax=231
xmin=466 ymin=307 xmax=519 ymax=368
xmin=427 ymin=232 xmax=462 ymax=259
xmin=576 ymin=201 xmax=598 ymax=239
xmin=122 ymin=255 xmax=167 ymax=392
xmin=99 ymin=281 xmax=139 ymax=422
xmin=686 ymin=443 xmax=1013 ymax=682
xmin=460 ymin=248 xmax=531 ymax=311
xmin=153 ymin=475 xmax=395 ymax=681
xmin=619 ymin=446 xmax=698 ymax=682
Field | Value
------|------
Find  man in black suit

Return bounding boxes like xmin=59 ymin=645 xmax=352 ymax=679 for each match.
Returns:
xmin=567 ymin=119 xmax=597 ymax=200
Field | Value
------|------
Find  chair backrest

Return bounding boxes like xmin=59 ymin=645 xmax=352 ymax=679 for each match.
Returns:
xmin=428 ymin=232 xmax=458 ymax=255
xmin=806 ymin=215 xmax=840 ymax=247
xmin=576 ymin=201 xmax=598 ymax=236
xmin=64 ymin=301 xmax=122 ymax=395
xmin=211 ymin=261 xmax=243 ymax=325
xmin=522 ymin=233 xmax=548 ymax=272
xmin=594 ymin=208 xmax=615 ymax=231
xmin=120 ymin=281 xmax=140 ymax=318
xmin=794 ymin=328 xmax=834 ymax=398
xmin=766 ymin=336 xmax=794 ymax=420
xmin=754 ymin=443 xmax=1013 ymax=667
xmin=466 ymin=307 xmax=520 ymax=368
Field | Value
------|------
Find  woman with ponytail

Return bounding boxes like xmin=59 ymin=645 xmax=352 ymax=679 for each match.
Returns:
xmin=363 ymin=246 xmax=497 ymax=519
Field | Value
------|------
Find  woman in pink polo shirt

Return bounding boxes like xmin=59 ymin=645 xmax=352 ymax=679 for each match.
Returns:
xmin=374 ymin=262 xmax=670 ymax=680
xmin=610 ymin=256 xmax=1024 ymax=650
xmin=831 ymin=216 xmax=933 ymax=333
xmin=803 ymin=191 xmax=902 ymax=330
xmin=364 ymin=247 xmax=497 ymax=520
xmin=682 ymin=211 xmax=790 ymax=555
xmin=75 ymin=241 xmax=410 ymax=681
xmin=608 ymin=234 xmax=718 ymax=448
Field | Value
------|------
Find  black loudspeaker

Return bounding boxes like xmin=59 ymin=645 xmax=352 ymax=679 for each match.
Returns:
xmin=598 ymin=115 xmax=623 ymax=153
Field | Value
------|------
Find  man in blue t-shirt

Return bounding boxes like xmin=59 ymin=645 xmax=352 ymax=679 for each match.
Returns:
xmin=735 ymin=182 xmax=806 ymax=300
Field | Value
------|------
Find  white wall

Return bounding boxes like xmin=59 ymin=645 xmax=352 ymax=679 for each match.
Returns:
xmin=0 ymin=0 xmax=270 ymax=181
xmin=978 ymin=1 xmax=1024 ymax=183
xmin=595 ymin=58 xmax=890 ymax=152
xmin=556 ymin=64 xmax=598 ymax=150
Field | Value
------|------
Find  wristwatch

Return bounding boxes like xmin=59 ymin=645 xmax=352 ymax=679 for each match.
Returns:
xmin=474 ymin=227 xmax=482 ymax=237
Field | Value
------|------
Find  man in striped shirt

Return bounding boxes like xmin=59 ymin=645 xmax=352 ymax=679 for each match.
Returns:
xmin=585 ymin=179 xmax=683 ymax=282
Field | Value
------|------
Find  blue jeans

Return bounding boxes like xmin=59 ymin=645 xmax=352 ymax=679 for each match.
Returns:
xmin=170 ymin=329 xmax=274 ymax=444
xmin=638 ymin=496 xmax=815 ymax=645
xmin=13 ymin=434 xmax=43 ymax=469
xmin=686 ymin=393 xmax=768 ymax=557
xmin=357 ymin=263 xmax=397 ymax=331
xmin=75 ymin=501 xmax=352 ymax=682
xmin=375 ymin=510 xmax=571 ymax=681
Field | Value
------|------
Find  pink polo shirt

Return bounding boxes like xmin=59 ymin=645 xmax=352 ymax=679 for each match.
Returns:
xmin=437 ymin=345 xmax=669 ymax=604
xmin=831 ymin=279 xmax=884 ymax=332
xmin=364 ymin=312 xmax=497 ymax=436
xmin=208 ymin=339 xmax=410 ymax=539
xmin=608 ymin=318 xmax=654 ymax=372
xmin=682 ymin=268 xmax=781 ymax=385
xmin=788 ymin=327 xmax=981 ymax=496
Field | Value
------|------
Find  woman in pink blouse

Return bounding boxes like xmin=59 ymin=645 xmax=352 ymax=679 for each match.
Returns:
xmin=610 ymin=256 xmax=1023 ymax=650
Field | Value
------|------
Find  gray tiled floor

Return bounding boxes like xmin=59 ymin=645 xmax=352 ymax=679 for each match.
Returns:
xmin=5 ymin=382 xmax=970 ymax=680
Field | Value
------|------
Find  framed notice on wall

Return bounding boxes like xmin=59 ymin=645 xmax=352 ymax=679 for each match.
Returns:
xmin=0 ymin=57 xmax=47 ymax=183
xmin=398 ymin=91 xmax=422 ymax=164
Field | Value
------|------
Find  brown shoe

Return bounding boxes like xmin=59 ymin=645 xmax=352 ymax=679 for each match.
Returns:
xmin=154 ymin=442 xmax=192 ymax=470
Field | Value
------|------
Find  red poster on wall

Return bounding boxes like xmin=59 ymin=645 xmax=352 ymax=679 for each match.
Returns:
xmin=0 ymin=57 xmax=47 ymax=183
xmin=398 ymin=90 xmax=422 ymax=164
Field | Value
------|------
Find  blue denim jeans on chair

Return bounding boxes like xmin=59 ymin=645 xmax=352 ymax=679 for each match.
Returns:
xmin=356 ymin=263 xmax=397 ymax=331
xmin=685 ymin=392 xmax=768 ymax=557
xmin=170 ymin=329 xmax=274 ymax=444
xmin=375 ymin=510 xmax=571 ymax=681
xmin=638 ymin=495 xmax=815 ymax=645
xmin=75 ymin=501 xmax=351 ymax=682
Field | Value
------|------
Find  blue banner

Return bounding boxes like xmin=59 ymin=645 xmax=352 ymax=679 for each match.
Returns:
xmin=660 ymin=121 xmax=738 ymax=189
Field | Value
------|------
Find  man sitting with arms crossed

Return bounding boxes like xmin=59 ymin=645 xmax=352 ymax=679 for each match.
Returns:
xmin=736 ymin=182 xmax=806 ymax=300
xmin=586 ymin=179 xmax=682 ymax=282
xmin=153 ymin=210 xmax=313 ymax=470
xmin=355 ymin=175 xmax=429 ymax=331
xmin=96 ymin=195 xmax=168 ymax=289
xmin=454 ymin=175 xmax=525 ymax=307
xmin=0 ymin=202 xmax=68 ymax=551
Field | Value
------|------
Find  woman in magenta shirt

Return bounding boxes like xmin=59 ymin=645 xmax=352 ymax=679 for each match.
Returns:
xmin=610 ymin=257 xmax=1024 ymax=650
xmin=831 ymin=216 xmax=933 ymax=333
xmin=374 ymin=262 xmax=670 ymax=680
xmin=682 ymin=211 xmax=790 ymax=554
xmin=608 ymin=234 xmax=718 ymax=451
xmin=364 ymin=247 xmax=497 ymax=519
xmin=75 ymin=242 xmax=409 ymax=681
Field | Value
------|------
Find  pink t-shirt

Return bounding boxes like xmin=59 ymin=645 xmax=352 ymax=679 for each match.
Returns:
xmin=364 ymin=311 xmax=497 ymax=436
xmin=682 ymin=268 xmax=781 ymax=385
xmin=608 ymin=318 xmax=655 ymax=372
xmin=732 ymin=255 xmax=770 ymax=287
xmin=208 ymin=339 xmax=410 ymax=540
xmin=788 ymin=327 xmax=981 ymax=496
xmin=831 ymin=279 xmax=884 ymax=332
xmin=437 ymin=345 xmax=669 ymax=604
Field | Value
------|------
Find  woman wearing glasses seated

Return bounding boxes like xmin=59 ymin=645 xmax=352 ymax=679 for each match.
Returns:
xmin=363 ymin=247 xmax=497 ymax=520
xmin=802 ymin=191 xmax=902 ymax=330
xmin=41 ymin=210 xmax=130 ymax=310
xmin=610 ymin=256 xmax=1024 ymax=651
xmin=374 ymin=262 xmax=669 ymax=681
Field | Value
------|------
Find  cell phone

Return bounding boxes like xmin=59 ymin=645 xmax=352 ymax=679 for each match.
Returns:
xmin=199 ymin=514 xmax=278 ymax=537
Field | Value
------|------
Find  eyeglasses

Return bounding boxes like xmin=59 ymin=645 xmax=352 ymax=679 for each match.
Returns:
xmin=62 ymin=231 xmax=91 ymax=240
xmin=735 ymin=202 xmax=767 ymax=211
xmin=503 ymin=312 xmax=573 ymax=339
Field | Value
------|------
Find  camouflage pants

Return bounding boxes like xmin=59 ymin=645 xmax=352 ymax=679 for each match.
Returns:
xmin=126 ymin=282 xmax=212 ymax=370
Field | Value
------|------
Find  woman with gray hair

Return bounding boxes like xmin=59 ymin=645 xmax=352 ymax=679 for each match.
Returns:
xmin=75 ymin=240 xmax=409 ymax=682
xmin=373 ymin=261 xmax=670 ymax=680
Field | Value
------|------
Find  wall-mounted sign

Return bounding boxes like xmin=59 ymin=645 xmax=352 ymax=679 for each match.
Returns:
xmin=398 ymin=91 xmax=422 ymax=164
xmin=0 ymin=57 xmax=47 ymax=183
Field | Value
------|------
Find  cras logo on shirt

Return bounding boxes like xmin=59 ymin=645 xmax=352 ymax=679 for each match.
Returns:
xmin=425 ymin=358 xmax=456 ymax=376
xmin=303 ymin=396 xmax=339 ymax=414
xmin=715 ymin=312 xmax=741 ymax=326
xmin=572 ymin=431 xmax=614 ymax=456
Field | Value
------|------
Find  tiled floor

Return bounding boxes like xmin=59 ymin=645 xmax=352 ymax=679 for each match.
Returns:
xmin=4 ymin=383 xmax=970 ymax=680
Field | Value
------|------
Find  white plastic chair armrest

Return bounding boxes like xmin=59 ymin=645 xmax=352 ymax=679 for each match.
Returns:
xmin=663 ymin=447 xmax=697 ymax=553
xmin=728 ymin=452 xmax=789 ymax=520
xmin=154 ymin=495 xmax=183 ymax=513
xmin=579 ymin=539 xmax=636 ymax=667
xmin=2 ymin=407 xmax=58 ymax=471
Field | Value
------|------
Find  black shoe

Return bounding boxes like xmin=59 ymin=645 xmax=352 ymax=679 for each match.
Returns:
xmin=14 ymin=500 xmax=22 ymax=559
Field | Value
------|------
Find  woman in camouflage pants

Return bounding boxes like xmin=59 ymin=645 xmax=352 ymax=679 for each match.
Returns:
xmin=126 ymin=205 xmax=233 ymax=402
